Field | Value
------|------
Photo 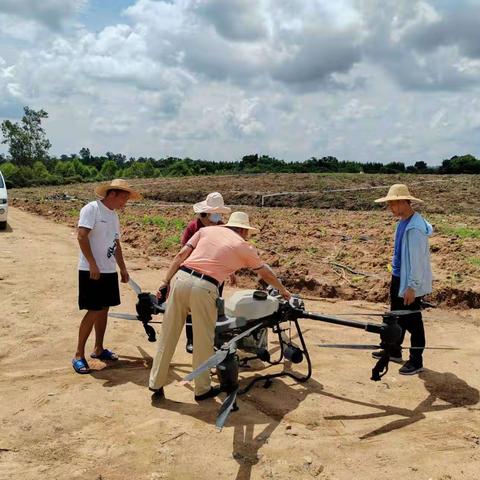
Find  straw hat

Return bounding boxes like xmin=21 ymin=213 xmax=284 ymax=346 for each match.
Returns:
xmin=222 ymin=211 xmax=259 ymax=232
xmin=374 ymin=184 xmax=423 ymax=203
xmin=94 ymin=179 xmax=141 ymax=200
xmin=193 ymin=192 xmax=231 ymax=214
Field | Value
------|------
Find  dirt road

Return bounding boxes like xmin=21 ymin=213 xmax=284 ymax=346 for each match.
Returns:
xmin=1 ymin=207 xmax=479 ymax=480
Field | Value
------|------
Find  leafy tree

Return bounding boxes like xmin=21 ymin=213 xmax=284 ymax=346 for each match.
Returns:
xmin=100 ymin=160 xmax=118 ymax=179
xmin=32 ymin=161 xmax=51 ymax=183
xmin=142 ymin=160 xmax=156 ymax=178
xmin=1 ymin=107 xmax=51 ymax=166
xmin=79 ymin=147 xmax=91 ymax=163
xmin=0 ymin=162 xmax=18 ymax=186
xmin=239 ymin=154 xmax=258 ymax=170
xmin=381 ymin=162 xmax=406 ymax=173
xmin=414 ymin=161 xmax=428 ymax=171
xmin=440 ymin=154 xmax=480 ymax=174
xmin=54 ymin=160 xmax=76 ymax=178
xmin=166 ymin=159 xmax=193 ymax=176
xmin=106 ymin=152 xmax=127 ymax=168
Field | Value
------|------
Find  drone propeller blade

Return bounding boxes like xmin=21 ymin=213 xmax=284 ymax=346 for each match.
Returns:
xmin=224 ymin=322 xmax=264 ymax=349
xmin=184 ymin=323 xmax=264 ymax=382
xmin=183 ymin=349 xmax=229 ymax=382
xmin=109 ymin=312 xmax=162 ymax=324
xmin=318 ymin=344 xmax=380 ymax=350
xmin=109 ymin=312 xmax=139 ymax=321
xmin=216 ymin=388 xmax=239 ymax=432
xmin=318 ymin=344 xmax=459 ymax=350
xmin=388 ymin=309 xmax=421 ymax=316
xmin=331 ymin=310 xmax=421 ymax=317
xmin=128 ymin=278 xmax=142 ymax=295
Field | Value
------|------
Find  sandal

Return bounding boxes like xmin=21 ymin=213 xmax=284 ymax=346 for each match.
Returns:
xmin=90 ymin=349 xmax=119 ymax=361
xmin=72 ymin=358 xmax=91 ymax=374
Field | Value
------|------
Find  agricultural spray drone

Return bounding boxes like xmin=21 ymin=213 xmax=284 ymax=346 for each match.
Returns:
xmin=110 ymin=279 xmax=445 ymax=431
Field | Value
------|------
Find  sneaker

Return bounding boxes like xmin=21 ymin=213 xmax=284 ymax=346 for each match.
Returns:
xmin=149 ymin=387 xmax=165 ymax=399
xmin=186 ymin=342 xmax=193 ymax=354
xmin=194 ymin=386 xmax=222 ymax=401
xmin=399 ymin=361 xmax=423 ymax=375
xmin=371 ymin=350 xmax=403 ymax=364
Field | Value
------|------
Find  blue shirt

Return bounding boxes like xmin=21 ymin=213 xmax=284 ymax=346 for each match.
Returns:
xmin=392 ymin=216 xmax=412 ymax=277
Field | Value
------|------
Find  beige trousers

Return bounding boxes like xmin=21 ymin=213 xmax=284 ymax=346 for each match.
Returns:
xmin=149 ymin=269 xmax=218 ymax=396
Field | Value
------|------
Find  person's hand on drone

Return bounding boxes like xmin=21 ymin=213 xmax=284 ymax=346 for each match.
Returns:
xmin=279 ymin=286 xmax=291 ymax=300
xmin=157 ymin=280 xmax=170 ymax=301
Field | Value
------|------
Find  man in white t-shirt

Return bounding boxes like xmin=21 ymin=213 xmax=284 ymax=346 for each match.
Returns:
xmin=72 ymin=179 xmax=141 ymax=374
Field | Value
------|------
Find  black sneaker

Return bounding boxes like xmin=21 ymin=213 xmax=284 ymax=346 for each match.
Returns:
xmin=194 ymin=386 xmax=222 ymax=401
xmin=399 ymin=361 xmax=423 ymax=375
xmin=371 ymin=350 xmax=403 ymax=364
xmin=186 ymin=343 xmax=193 ymax=354
xmin=149 ymin=387 xmax=165 ymax=399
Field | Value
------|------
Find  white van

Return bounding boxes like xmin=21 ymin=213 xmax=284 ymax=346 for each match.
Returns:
xmin=0 ymin=170 xmax=8 ymax=230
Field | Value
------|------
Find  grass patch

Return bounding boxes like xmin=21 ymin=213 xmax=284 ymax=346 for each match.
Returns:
xmin=169 ymin=218 xmax=187 ymax=231
xmin=67 ymin=208 xmax=79 ymax=217
xmin=437 ymin=225 xmax=480 ymax=239
xmin=142 ymin=215 xmax=186 ymax=231
xmin=162 ymin=234 xmax=181 ymax=249
xmin=142 ymin=215 xmax=168 ymax=228
xmin=468 ymin=257 xmax=480 ymax=267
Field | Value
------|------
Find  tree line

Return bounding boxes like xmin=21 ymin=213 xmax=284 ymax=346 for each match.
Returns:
xmin=1 ymin=107 xmax=479 ymax=188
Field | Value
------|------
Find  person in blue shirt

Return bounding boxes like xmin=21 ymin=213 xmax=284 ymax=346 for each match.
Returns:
xmin=373 ymin=184 xmax=433 ymax=375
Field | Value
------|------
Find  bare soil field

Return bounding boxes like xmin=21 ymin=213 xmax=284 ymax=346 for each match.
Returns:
xmin=0 ymin=206 xmax=479 ymax=480
xmin=9 ymin=173 xmax=480 ymax=308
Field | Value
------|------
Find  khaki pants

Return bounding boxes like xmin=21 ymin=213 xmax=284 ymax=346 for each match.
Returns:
xmin=149 ymin=269 xmax=218 ymax=396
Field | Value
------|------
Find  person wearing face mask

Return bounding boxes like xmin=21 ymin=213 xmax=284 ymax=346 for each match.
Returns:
xmin=180 ymin=192 xmax=234 ymax=353
xmin=149 ymin=211 xmax=291 ymax=401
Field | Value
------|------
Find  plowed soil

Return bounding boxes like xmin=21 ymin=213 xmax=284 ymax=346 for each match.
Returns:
xmin=0 ymin=206 xmax=479 ymax=480
xmin=9 ymin=173 xmax=480 ymax=308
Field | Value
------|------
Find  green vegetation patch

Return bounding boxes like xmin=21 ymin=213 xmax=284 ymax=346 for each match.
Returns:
xmin=468 ymin=257 xmax=480 ymax=267
xmin=67 ymin=208 xmax=80 ymax=217
xmin=162 ymin=234 xmax=181 ymax=249
xmin=437 ymin=225 xmax=480 ymax=239
xmin=142 ymin=215 xmax=186 ymax=232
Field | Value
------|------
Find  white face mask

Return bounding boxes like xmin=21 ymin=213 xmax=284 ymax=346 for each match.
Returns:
xmin=209 ymin=213 xmax=222 ymax=223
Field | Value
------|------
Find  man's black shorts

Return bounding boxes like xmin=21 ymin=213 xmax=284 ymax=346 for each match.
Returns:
xmin=78 ymin=270 xmax=120 ymax=311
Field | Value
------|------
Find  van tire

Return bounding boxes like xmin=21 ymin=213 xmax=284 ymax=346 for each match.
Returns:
xmin=0 ymin=221 xmax=7 ymax=230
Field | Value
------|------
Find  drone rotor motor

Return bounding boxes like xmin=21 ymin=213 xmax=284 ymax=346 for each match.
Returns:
xmin=216 ymin=353 xmax=239 ymax=394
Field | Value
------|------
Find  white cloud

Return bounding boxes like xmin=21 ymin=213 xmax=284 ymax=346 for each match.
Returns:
xmin=1 ymin=0 xmax=480 ymax=165
xmin=0 ymin=0 xmax=86 ymax=30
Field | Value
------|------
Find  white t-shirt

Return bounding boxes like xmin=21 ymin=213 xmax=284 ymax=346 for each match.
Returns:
xmin=78 ymin=200 xmax=120 ymax=273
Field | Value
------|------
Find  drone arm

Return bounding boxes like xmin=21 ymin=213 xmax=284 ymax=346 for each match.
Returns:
xmin=296 ymin=310 xmax=383 ymax=334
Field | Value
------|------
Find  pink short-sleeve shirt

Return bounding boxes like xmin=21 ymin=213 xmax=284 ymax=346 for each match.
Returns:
xmin=182 ymin=226 xmax=264 ymax=283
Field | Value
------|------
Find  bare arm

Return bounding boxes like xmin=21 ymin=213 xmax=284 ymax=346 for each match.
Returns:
xmin=114 ymin=240 xmax=129 ymax=283
xmin=255 ymin=264 xmax=291 ymax=300
xmin=77 ymin=227 xmax=100 ymax=280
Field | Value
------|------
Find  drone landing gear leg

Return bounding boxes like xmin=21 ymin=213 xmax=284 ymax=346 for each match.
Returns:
xmin=239 ymin=319 xmax=313 ymax=395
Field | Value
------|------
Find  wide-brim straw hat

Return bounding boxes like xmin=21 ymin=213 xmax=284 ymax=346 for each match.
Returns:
xmin=94 ymin=179 xmax=142 ymax=200
xmin=193 ymin=192 xmax=231 ymax=214
xmin=222 ymin=211 xmax=259 ymax=232
xmin=374 ymin=184 xmax=423 ymax=203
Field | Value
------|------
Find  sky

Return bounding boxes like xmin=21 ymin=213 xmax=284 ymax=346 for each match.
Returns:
xmin=1 ymin=0 xmax=480 ymax=165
